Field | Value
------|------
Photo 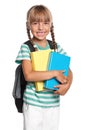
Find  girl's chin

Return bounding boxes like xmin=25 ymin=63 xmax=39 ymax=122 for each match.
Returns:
xmin=34 ymin=36 xmax=46 ymax=41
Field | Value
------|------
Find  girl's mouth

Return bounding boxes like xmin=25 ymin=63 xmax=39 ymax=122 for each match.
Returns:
xmin=37 ymin=32 xmax=45 ymax=36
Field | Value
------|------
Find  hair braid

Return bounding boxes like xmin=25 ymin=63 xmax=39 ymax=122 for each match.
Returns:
xmin=26 ymin=28 xmax=32 ymax=41
xmin=26 ymin=27 xmax=38 ymax=51
xmin=50 ymin=23 xmax=58 ymax=51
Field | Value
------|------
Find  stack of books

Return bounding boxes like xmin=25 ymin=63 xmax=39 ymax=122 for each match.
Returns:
xmin=31 ymin=50 xmax=71 ymax=91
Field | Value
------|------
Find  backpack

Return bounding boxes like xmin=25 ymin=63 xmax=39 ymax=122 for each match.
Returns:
xmin=12 ymin=40 xmax=54 ymax=113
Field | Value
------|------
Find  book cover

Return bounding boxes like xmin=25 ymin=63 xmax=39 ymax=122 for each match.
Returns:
xmin=44 ymin=52 xmax=71 ymax=90
xmin=31 ymin=49 xmax=52 ymax=91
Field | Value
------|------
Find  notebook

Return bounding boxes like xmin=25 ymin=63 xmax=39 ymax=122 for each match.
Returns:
xmin=44 ymin=52 xmax=71 ymax=90
xmin=31 ymin=49 xmax=52 ymax=91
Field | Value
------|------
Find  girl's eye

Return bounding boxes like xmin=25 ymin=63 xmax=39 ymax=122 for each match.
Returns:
xmin=32 ymin=22 xmax=38 ymax=25
xmin=44 ymin=22 xmax=49 ymax=24
xmin=34 ymin=22 xmax=37 ymax=24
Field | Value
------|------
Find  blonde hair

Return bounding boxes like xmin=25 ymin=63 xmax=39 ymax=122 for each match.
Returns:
xmin=26 ymin=5 xmax=57 ymax=50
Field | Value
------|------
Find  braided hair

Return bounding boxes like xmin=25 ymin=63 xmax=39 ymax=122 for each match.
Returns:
xmin=50 ymin=23 xmax=57 ymax=51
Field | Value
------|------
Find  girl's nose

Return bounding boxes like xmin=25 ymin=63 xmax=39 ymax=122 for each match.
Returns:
xmin=38 ymin=23 xmax=43 ymax=29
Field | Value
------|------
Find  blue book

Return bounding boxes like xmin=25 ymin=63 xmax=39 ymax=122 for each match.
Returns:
xmin=44 ymin=52 xmax=71 ymax=90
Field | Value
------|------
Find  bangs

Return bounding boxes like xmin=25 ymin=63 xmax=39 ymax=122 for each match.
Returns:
xmin=27 ymin=5 xmax=52 ymax=24
xmin=30 ymin=12 xmax=51 ymax=23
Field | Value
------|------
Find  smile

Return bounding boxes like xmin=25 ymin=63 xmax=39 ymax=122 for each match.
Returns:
xmin=36 ymin=32 xmax=45 ymax=36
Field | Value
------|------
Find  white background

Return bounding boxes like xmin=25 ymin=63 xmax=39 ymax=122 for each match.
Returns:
xmin=0 ymin=0 xmax=86 ymax=130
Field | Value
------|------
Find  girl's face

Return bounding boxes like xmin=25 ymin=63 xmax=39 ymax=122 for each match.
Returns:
xmin=30 ymin=21 xmax=51 ymax=41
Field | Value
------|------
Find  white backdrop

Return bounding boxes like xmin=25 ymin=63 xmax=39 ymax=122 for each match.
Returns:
xmin=0 ymin=0 xmax=86 ymax=130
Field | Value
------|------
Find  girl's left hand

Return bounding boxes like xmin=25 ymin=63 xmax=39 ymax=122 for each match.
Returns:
xmin=54 ymin=82 xmax=70 ymax=95
xmin=54 ymin=69 xmax=73 ymax=95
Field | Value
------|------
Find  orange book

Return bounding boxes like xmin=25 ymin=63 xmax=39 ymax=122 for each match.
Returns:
xmin=31 ymin=49 xmax=52 ymax=91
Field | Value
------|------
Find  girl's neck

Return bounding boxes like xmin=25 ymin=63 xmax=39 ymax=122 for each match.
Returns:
xmin=32 ymin=38 xmax=47 ymax=48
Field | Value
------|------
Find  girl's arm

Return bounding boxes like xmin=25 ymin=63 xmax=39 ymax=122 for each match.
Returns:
xmin=54 ymin=69 xmax=73 ymax=95
xmin=22 ymin=60 xmax=67 ymax=84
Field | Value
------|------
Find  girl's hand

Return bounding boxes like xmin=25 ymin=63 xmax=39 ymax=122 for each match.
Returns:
xmin=54 ymin=82 xmax=70 ymax=95
xmin=54 ymin=69 xmax=73 ymax=95
xmin=55 ymin=70 xmax=68 ymax=84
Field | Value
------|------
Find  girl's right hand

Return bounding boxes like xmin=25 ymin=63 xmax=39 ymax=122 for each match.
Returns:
xmin=55 ymin=70 xmax=68 ymax=84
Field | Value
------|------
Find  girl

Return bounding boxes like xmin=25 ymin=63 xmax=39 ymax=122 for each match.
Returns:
xmin=15 ymin=5 xmax=73 ymax=130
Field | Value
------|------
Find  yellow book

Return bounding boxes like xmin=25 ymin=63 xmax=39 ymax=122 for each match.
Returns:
xmin=31 ymin=49 xmax=52 ymax=91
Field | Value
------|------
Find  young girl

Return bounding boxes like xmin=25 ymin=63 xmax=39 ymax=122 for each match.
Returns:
xmin=15 ymin=5 xmax=73 ymax=130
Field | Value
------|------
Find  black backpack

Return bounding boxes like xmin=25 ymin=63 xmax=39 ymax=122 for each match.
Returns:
xmin=12 ymin=40 xmax=54 ymax=113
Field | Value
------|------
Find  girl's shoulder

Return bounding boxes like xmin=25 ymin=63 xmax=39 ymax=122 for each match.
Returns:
xmin=21 ymin=40 xmax=32 ymax=50
xmin=15 ymin=41 xmax=31 ymax=64
xmin=56 ymin=42 xmax=67 ymax=55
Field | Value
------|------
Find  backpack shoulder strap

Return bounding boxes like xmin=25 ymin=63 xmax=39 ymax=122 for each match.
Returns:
xmin=47 ymin=39 xmax=58 ymax=50
xmin=24 ymin=40 xmax=35 ymax=52
xmin=47 ymin=40 xmax=54 ymax=49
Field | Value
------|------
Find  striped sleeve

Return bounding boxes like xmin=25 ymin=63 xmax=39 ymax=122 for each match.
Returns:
xmin=15 ymin=44 xmax=31 ymax=64
xmin=57 ymin=43 xmax=67 ymax=55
